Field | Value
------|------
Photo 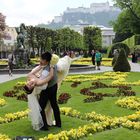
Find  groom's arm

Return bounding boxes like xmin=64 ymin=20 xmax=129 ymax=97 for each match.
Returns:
xmin=35 ymin=67 xmax=54 ymax=86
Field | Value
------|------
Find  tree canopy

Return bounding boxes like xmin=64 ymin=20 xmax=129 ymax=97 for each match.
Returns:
xmin=83 ymin=26 xmax=102 ymax=51
xmin=26 ymin=26 xmax=84 ymax=56
xmin=112 ymin=0 xmax=140 ymax=42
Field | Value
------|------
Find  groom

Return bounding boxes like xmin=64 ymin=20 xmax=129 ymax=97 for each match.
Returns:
xmin=36 ymin=52 xmax=61 ymax=131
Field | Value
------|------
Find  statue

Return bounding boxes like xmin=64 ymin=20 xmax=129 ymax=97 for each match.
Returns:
xmin=16 ymin=23 xmax=26 ymax=49
xmin=13 ymin=23 xmax=29 ymax=68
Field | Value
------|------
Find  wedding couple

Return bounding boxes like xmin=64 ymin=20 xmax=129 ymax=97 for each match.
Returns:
xmin=24 ymin=51 xmax=71 ymax=131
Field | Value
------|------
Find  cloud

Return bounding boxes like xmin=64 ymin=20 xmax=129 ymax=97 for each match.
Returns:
xmin=0 ymin=0 xmax=114 ymax=27
xmin=1 ymin=0 xmax=53 ymax=26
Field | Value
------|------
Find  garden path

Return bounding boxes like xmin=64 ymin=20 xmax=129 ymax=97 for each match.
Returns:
xmin=0 ymin=61 xmax=139 ymax=83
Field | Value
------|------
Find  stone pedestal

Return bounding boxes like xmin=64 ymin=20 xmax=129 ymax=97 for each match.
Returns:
xmin=14 ymin=48 xmax=29 ymax=68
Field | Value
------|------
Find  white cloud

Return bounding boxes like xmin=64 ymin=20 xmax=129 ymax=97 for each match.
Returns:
xmin=1 ymin=0 xmax=53 ymax=26
xmin=0 ymin=0 xmax=114 ymax=27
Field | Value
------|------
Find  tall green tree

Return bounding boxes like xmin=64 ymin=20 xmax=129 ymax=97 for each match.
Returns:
xmin=45 ymin=37 xmax=52 ymax=52
xmin=114 ymin=0 xmax=140 ymax=21
xmin=26 ymin=26 xmax=85 ymax=55
xmin=83 ymin=26 xmax=102 ymax=51
xmin=26 ymin=26 xmax=36 ymax=53
xmin=112 ymin=0 xmax=140 ymax=41
xmin=53 ymin=28 xmax=84 ymax=52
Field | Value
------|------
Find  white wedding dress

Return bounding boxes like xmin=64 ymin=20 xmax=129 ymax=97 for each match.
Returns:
xmin=28 ymin=55 xmax=72 ymax=131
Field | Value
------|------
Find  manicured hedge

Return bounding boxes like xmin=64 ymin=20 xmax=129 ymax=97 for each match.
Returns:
xmin=108 ymin=42 xmax=130 ymax=58
xmin=122 ymin=34 xmax=140 ymax=50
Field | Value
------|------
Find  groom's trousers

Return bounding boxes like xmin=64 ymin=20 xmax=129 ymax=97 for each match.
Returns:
xmin=39 ymin=84 xmax=61 ymax=128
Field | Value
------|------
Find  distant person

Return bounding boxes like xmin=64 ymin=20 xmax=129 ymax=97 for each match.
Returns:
xmin=84 ymin=50 xmax=89 ymax=58
xmin=132 ymin=52 xmax=138 ymax=63
xmin=132 ymin=52 xmax=135 ymax=63
xmin=135 ymin=53 xmax=138 ymax=63
xmin=113 ymin=49 xmax=119 ymax=58
xmin=91 ymin=50 xmax=96 ymax=65
xmin=95 ymin=50 xmax=102 ymax=70
xmin=63 ymin=51 xmax=68 ymax=57
xmin=80 ymin=50 xmax=84 ymax=56
xmin=8 ymin=53 xmax=14 ymax=76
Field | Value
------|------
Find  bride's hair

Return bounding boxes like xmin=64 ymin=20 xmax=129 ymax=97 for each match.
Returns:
xmin=41 ymin=52 xmax=52 ymax=62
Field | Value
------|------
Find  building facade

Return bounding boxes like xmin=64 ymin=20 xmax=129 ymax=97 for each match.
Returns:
xmin=0 ymin=26 xmax=17 ymax=58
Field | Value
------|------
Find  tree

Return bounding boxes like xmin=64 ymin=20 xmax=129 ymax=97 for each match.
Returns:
xmin=113 ymin=32 xmax=133 ymax=43
xmin=113 ymin=0 xmax=140 ymax=35
xmin=53 ymin=28 xmax=84 ymax=53
xmin=112 ymin=0 xmax=140 ymax=43
xmin=83 ymin=26 xmax=102 ymax=51
xmin=26 ymin=26 xmax=36 ymax=54
xmin=113 ymin=48 xmax=131 ymax=72
xmin=26 ymin=26 xmax=85 ymax=56
xmin=45 ymin=37 xmax=52 ymax=52
xmin=113 ymin=0 xmax=140 ymax=20
xmin=0 ymin=13 xmax=6 ymax=41
xmin=111 ymin=9 xmax=134 ymax=43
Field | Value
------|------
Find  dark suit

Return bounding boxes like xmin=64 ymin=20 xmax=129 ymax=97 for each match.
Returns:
xmin=39 ymin=65 xmax=61 ymax=128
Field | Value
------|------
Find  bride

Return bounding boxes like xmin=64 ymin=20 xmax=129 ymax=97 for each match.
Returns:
xmin=25 ymin=54 xmax=72 ymax=131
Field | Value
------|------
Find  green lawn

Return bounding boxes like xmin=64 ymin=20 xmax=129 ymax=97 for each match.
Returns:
xmin=0 ymin=72 xmax=140 ymax=140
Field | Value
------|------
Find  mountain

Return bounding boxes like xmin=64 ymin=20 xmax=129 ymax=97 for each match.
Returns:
xmin=37 ymin=2 xmax=121 ymax=29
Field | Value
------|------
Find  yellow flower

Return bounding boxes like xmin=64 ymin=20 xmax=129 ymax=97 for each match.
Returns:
xmin=0 ymin=134 xmax=11 ymax=140
xmin=0 ymin=98 xmax=6 ymax=107
xmin=0 ymin=109 xmax=29 ymax=124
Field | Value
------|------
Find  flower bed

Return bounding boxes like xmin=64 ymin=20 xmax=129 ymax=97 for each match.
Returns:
xmin=73 ymin=57 xmax=112 ymax=66
xmin=65 ymin=72 xmax=128 ymax=82
xmin=40 ymin=104 xmax=140 ymax=140
xmin=60 ymin=107 xmax=140 ymax=123
xmin=71 ymin=82 xmax=81 ymax=88
xmin=0 ymin=98 xmax=6 ymax=107
xmin=116 ymin=97 xmax=140 ymax=110
xmin=84 ymin=96 xmax=103 ymax=103
xmin=3 ymin=90 xmax=16 ymax=97
xmin=3 ymin=82 xmax=27 ymax=102
xmin=2 ymin=72 xmax=140 ymax=140
xmin=0 ymin=109 xmax=29 ymax=124
xmin=80 ymin=80 xmax=136 ymax=103
xmin=58 ymin=93 xmax=71 ymax=104
xmin=39 ymin=121 xmax=117 ymax=140
xmin=0 ymin=134 xmax=11 ymax=140
xmin=3 ymin=89 xmax=27 ymax=102
xmin=60 ymin=107 xmax=81 ymax=118
xmin=0 ymin=59 xmax=8 ymax=65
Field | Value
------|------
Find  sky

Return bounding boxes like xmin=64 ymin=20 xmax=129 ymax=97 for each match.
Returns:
xmin=0 ymin=0 xmax=114 ymax=27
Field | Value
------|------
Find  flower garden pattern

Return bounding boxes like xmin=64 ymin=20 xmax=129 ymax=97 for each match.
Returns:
xmin=1 ymin=72 xmax=140 ymax=140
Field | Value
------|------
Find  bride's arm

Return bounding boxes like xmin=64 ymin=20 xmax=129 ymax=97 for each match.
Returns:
xmin=35 ymin=67 xmax=54 ymax=86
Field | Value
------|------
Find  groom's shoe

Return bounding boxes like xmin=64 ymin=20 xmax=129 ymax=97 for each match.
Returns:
xmin=53 ymin=124 xmax=61 ymax=128
xmin=40 ymin=126 xmax=49 ymax=131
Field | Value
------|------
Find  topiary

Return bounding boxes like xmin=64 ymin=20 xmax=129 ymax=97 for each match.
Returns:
xmin=108 ymin=42 xmax=130 ymax=58
xmin=113 ymin=48 xmax=131 ymax=72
